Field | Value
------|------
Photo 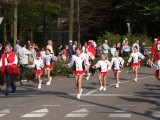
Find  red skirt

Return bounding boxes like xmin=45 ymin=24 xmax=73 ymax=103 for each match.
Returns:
xmin=34 ymin=69 xmax=43 ymax=74
xmin=44 ymin=65 xmax=53 ymax=69
xmin=132 ymin=62 xmax=140 ymax=67
xmin=99 ymin=72 xmax=108 ymax=75
xmin=73 ymin=70 xmax=85 ymax=75
xmin=113 ymin=69 xmax=122 ymax=73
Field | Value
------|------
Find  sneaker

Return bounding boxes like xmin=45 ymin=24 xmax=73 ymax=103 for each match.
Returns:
xmin=86 ymin=76 xmax=89 ymax=80
xmin=21 ymin=80 xmax=27 ymax=82
xmin=80 ymin=89 xmax=83 ymax=96
xmin=50 ymin=77 xmax=52 ymax=81
xmin=115 ymin=84 xmax=119 ymax=88
xmin=134 ymin=78 xmax=137 ymax=82
xmin=38 ymin=84 xmax=41 ymax=89
xmin=46 ymin=81 xmax=51 ymax=85
xmin=98 ymin=86 xmax=103 ymax=91
xmin=103 ymin=87 xmax=106 ymax=91
xmin=77 ymin=94 xmax=80 ymax=99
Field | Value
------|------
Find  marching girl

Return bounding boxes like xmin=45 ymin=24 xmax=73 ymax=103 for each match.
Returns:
xmin=127 ymin=46 xmax=145 ymax=82
xmin=32 ymin=53 xmax=44 ymax=89
xmin=84 ymin=47 xmax=95 ymax=80
xmin=93 ymin=53 xmax=111 ymax=91
xmin=44 ymin=49 xmax=57 ymax=85
xmin=65 ymin=47 xmax=87 ymax=99
xmin=110 ymin=51 xmax=124 ymax=88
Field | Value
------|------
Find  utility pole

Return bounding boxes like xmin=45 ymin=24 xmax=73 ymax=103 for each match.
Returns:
xmin=69 ymin=0 xmax=74 ymax=41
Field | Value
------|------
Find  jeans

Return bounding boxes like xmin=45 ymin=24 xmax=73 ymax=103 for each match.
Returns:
xmin=20 ymin=64 xmax=28 ymax=80
xmin=5 ymin=74 xmax=16 ymax=94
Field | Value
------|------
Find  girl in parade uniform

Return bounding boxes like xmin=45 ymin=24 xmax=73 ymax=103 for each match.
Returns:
xmin=110 ymin=51 xmax=124 ymax=88
xmin=65 ymin=47 xmax=87 ymax=99
xmin=93 ymin=53 xmax=111 ymax=91
xmin=127 ymin=46 xmax=145 ymax=82
xmin=32 ymin=53 xmax=44 ymax=89
xmin=44 ymin=49 xmax=57 ymax=85
xmin=83 ymin=47 xmax=95 ymax=80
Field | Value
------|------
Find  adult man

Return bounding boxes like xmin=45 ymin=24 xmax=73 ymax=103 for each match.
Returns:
xmin=72 ymin=41 xmax=78 ymax=52
xmin=140 ymin=42 xmax=145 ymax=55
xmin=14 ymin=40 xmax=21 ymax=52
xmin=102 ymin=40 xmax=110 ymax=57
xmin=0 ymin=45 xmax=18 ymax=95
xmin=68 ymin=40 xmax=74 ymax=58
xmin=17 ymin=43 xmax=31 ymax=82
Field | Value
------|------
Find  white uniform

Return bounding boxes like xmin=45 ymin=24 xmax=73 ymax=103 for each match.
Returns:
xmin=33 ymin=59 xmax=44 ymax=70
xmin=68 ymin=54 xmax=86 ymax=71
xmin=83 ymin=52 xmax=95 ymax=66
xmin=111 ymin=57 xmax=124 ymax=72
xmin=128 ymin=52 xmax=145 ymax=63
xmin=95 ymin=60 xmax=111 ymax=74
xmin=44 ymin=54 xmax=57 ymax=69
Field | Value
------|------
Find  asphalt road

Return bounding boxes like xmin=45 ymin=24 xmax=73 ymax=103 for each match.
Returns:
xmin=0 ymin=67 xmax=159 ymax=120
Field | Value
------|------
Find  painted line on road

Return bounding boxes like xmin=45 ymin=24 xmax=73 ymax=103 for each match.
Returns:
xmin=109 ymin=114 xmax=131 ymax=118
xmin=0 ymin=109 xmax=10 ymax=118
xmin=116 ymin=105 xmax=136 ymax=107
xmin=42 ymin=105 xmax=61 ymax=107
xmin=8 ymin=105 xmax=25 ymax=107
xmin=79 ymin=104 xmax=97 ymax=107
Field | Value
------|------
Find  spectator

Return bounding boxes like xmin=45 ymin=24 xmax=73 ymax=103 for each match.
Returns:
xmin=111 ymin=44 xmax=117 ymax=57
xmin=27 ymin=40 xmax=32 ymax=49
xmin=61 ymin=50 xmax=67 ymax=61
xmin=56 ymin=44 xmax=63 ymax=56
xmin=65 ymin=45 xmax=69 ymax=59
xmin=14 ymin=40 xmax=21 ymax=52
xmin=17 ymin=43 xmax=31 ymax=82
xmin=96 ymin=45 xmax=102 ymax=58
xmin=68 ymin=40 xmax=74 ymax=58
xmin=116 ymin=43 xmax=122 ymax=56
xmin=72 ymin=41 xmax=78 ymax=52
xmin=140 ymin=42 xmax=145 ymax=55
xmin=40 ymin=47 xmax=46 ymax=61
xmin=122 ymin=41 xmax=130 ymax=57
xmin=29 ymin=43 xmax=37 ymax=63
xmin=46 ymin=40 xmax=54 ymax=54
xmin=102 ymin=40 xmax=110 ymax=57
xmin=0 ymin=43 xmax=4 ymax=85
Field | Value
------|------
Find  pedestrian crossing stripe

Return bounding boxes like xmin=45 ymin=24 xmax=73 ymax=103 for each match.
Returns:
xmin=0 ymin=109 xmax=10 ymax=118
xmin=109 ymin=109 xmax=131 ymax=118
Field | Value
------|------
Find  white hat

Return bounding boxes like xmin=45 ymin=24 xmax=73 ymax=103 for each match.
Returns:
xmin=154 ymin=38 xmax=158 ymax=41
xmin=69 ymin=40 xmax=72 ymax=43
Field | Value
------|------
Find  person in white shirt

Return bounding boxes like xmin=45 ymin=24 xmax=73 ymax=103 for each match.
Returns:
xmin=44 ymin=49 xmax=57 ymax=85
xmin=65 ymin=47 xmax=87 ymax=99
xmin=83 ymin=47 xmax=95 ymax=80
xmin=30 ymin=53 xmax=44 ymax=89
xmin=93 ymin=53 xmax=111 ymax=91
xmin=111 ymin=51 xmax=124 ymax=88
xmin=110 ymin=44 xmax=117 ymax=57
xmin=132 ymin=40 xmax=140 ymax=52
xmin=127 ymin=46 xmax=145 ymax=82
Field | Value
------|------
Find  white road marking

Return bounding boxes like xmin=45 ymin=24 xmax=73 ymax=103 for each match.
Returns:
xmin=65 ymin=108 xmax=89 ymax=118
xmin=8 ymin=105 xmax=25 ymax=107
xmin=78 ymin=105 xmax=97 ymax=107
xmin=153 ymin=113 xmax=160 ymax=118
xmin=109 ymin=109 xmax=131 ymax=118
xmin=116 ymin=105 xmax=136 ymax=107
xmin=22 ymin=108 xmax=49 ymax=118
xmin=0 ymin=109 xmax=10 ymax=118
xmin=109 ymin=114 xmax=131 ymax=118
xmin=0 ymin=109 xmax=10 ymax=113
xmin=0 ymin=114 xmax=6 ymax=117
xmin=42 ymin=105 xmax=61 ymax=107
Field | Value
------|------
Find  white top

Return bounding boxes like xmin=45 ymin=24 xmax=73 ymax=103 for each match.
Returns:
xmin=44 ymin=54 xmax=57 ymax=65
xmin=128 ymin=52 xmax=145 ymax=63
xmin=68 ymin=54 xmax=86 ymax=71
xmin=33 ymin=59 xmax=44 ymax=70
xmin=123 ymin=44 xmax=130 ymax=52
xmin=110 ymin=48 xmax=116 ymax=56
xmin=83 ymin=52 xmax=95 ymax=66
xmin=95 ymin=60 xmax=111 ymax=72
xmin=111 ymin=57 xmax=124 ymax=70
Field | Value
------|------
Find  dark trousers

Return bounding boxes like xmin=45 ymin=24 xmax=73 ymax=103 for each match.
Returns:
xmin=20 ymin=64 xmax=28 ymax=80
xmin=5 ymin=74 xmax=16 ymax=94
xmin=0 ymin=73 xmax=4 ymax=85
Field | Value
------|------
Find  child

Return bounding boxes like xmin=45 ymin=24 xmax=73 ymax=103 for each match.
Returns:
xmin=127 ymin=46 xmax=145 ymax=82
xmin=146 ymin=57 xmax=155 ymax=67
xmin=84 ymin=47 xmax=95 ymax=80
xmin=110 ymin=44 xmax=117 ymax=57
xmin=93 ymin=53 xmax=111 ymax=91
xmin=110 ymin=51 xmax=124 ymax=88
xmin=44 ymin=49 xmax=57 ymax=85
xmin=32 ymin=53 xmax=44 ymax=89
xmin=65 ymin=47 xmax=87 ymax=99
xmin=61 ymin=50 xmax=67 ymax=61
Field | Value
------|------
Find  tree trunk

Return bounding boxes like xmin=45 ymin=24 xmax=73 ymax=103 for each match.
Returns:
xmin=3 ymin=19 xmax=7 ymax=44
xmin=77 ymin=0 xmax=81 ymax=43
xmin=11 ymin=21 xmax=14 ymax=38
xmin=30 ymin=30 xmax=33 ymax=42
xmin=13 ymin=1 xmax=18 ymax=46
xmin=69 ymin=0 xmax=74 ymax=41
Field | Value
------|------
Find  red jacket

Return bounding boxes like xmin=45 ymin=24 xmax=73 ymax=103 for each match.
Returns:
xmin=1 ymin=51 xmax=17 ymax=75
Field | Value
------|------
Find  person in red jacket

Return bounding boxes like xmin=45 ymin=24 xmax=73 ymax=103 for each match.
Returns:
xmin=0 ymin=45 xmax=18 ymax=95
